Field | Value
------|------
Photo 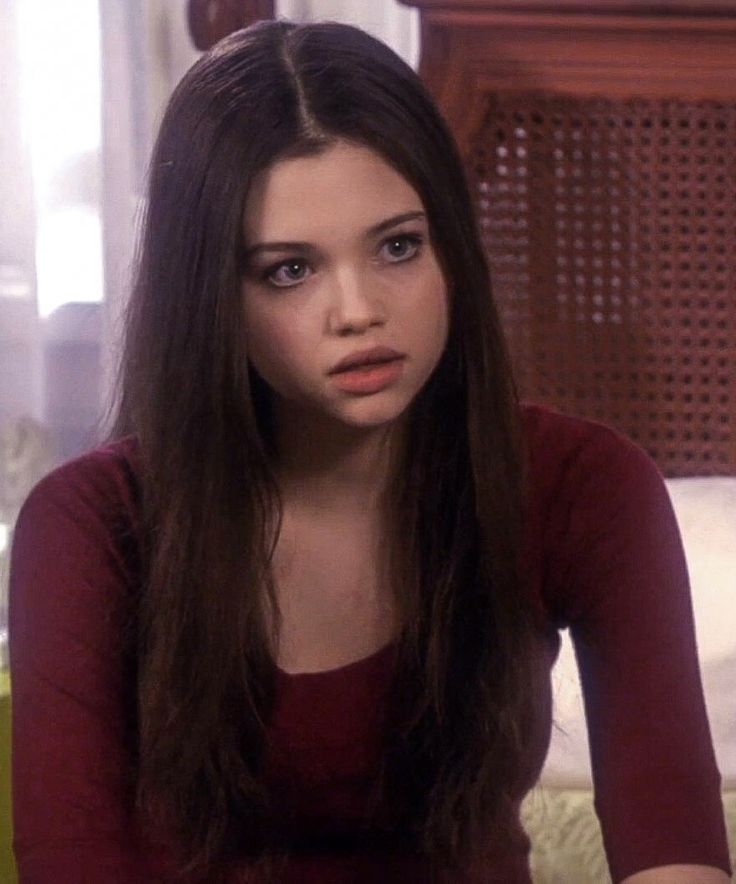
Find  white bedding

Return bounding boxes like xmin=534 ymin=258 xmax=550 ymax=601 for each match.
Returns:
xmin=542 ymin=476 xmax=736 ymax=788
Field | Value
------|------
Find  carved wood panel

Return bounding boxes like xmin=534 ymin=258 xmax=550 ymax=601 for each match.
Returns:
xmin=401 ymin=0 xmax=736 ymax=475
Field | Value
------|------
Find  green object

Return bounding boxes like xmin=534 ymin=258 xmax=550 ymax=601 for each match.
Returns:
xmin=0 ymin=672 xmax=17 ymax=883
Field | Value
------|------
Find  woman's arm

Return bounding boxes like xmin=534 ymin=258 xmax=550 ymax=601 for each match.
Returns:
xmin=8 ymin=447 xmax=167 ymax=883
xmin=545 ymin=414 xmax=732 ymax=882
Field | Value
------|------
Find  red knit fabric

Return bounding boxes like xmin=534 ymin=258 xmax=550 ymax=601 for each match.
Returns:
xmin=8 ymin=404 xmax=731 ymax=883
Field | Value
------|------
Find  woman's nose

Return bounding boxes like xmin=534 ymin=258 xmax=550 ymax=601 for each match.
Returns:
xmin=326 ymin=268 xmax=386 ymax=334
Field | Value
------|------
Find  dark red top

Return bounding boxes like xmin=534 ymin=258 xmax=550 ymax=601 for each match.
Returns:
xmin=8 ymin=404 xmax=731 ymax=883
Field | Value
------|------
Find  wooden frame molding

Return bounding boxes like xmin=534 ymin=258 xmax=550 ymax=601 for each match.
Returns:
xmin=399 ymin=1 xmax=736 ymax=156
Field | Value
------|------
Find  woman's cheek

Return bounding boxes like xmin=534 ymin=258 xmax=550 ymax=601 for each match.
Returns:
xmin=257 ymin=326 xmax=318 ymax=395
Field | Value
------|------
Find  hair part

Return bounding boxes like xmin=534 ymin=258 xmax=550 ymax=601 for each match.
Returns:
xmin=112 ymin=19 xmax=542 ymax=881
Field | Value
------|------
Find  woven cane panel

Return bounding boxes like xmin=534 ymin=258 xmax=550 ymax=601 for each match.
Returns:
xmin=471 ymin=95 xmax=736 ymax=476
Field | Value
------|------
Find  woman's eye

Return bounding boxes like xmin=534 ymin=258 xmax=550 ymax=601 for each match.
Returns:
xmin=263 ymin=259 xmax=311 ymax=288
xmin=380 ymin=233 xmax=423 ymax=263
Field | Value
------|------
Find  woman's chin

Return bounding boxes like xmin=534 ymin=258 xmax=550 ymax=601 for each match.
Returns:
xmin=269 ymin=388 xmax=415 ymax=437
xmin=330 ymin=395 xmax=413 ymax=430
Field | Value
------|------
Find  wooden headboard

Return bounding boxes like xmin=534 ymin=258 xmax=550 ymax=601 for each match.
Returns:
xmin=188 ymin=0 xmax=736 ymax=476
xmin=400 ymin=0 xmax=736 ymax=476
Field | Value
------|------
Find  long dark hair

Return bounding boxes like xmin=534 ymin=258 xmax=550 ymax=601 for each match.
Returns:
xmin=113 ymin=19 xmax=542 ymax=881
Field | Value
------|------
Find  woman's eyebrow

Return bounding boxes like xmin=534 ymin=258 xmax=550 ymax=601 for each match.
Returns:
xmin=368 ymin=209 xmax=426 ymax=236
xmin=244 ymin=210 xmax=427 ymax=258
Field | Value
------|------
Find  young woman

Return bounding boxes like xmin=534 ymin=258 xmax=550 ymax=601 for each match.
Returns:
xmin=8 ymin=19 xmax=731 ymax=884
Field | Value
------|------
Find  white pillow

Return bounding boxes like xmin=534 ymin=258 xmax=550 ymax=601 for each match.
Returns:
xmin=664 ymin=477 xmax=736 ymax=665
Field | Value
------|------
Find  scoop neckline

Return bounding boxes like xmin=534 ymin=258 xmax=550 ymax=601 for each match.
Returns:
xmin=275 ymin=639 xmax=397 ymax=680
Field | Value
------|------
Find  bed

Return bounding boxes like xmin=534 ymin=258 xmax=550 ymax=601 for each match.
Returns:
xmin=395 ymin=0 xmax=736 ymax=878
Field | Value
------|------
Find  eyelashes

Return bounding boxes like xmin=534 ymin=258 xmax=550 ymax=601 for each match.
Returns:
xmin=378 ymin=232 xmax=424 ymax=265
xmin=262 ymin=259 xmax=310 ymax=288
xmin=257 ymin=232 xmax=426 ymax=289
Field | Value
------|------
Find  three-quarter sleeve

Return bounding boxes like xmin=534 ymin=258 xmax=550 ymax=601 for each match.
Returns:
xmin=8 ymin=448 xmax=162 ymax=883
xmin=548 ymin=419 xmax=731 ymax=881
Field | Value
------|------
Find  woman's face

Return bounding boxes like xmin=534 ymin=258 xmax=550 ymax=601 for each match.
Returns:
xmin=242 ymin=141 xmax=449 ymax=433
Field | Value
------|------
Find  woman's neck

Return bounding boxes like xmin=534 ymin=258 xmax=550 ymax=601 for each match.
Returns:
xmin=272 ymin=409 xmax=406 ymax=514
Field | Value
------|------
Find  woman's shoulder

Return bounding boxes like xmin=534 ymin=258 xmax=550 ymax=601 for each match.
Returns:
xmin=9 ymin=438 xmax=145 ymax=645
xmin=518 ymin=402 xmax=670 ymax=578
xmin=15 ymin=435 xmax=143 ymax=544
xmin=520 ymin=401 xmax=660 ymax=496
xmin=519 ymin=402 xmax=676 ymax=618
xmin=521 ymin=400 xmax=643 ymax=457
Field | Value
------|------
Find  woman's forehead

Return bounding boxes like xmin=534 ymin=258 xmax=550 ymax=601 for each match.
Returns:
xmin=243 ymin=142 xmax=424 ymax=245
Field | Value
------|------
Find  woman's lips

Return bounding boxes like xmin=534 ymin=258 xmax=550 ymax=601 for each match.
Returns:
xmin=328 ymin=346 xmax=405 ymax=374
xmin=329 ymin=357 xmax=405 ymax=395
